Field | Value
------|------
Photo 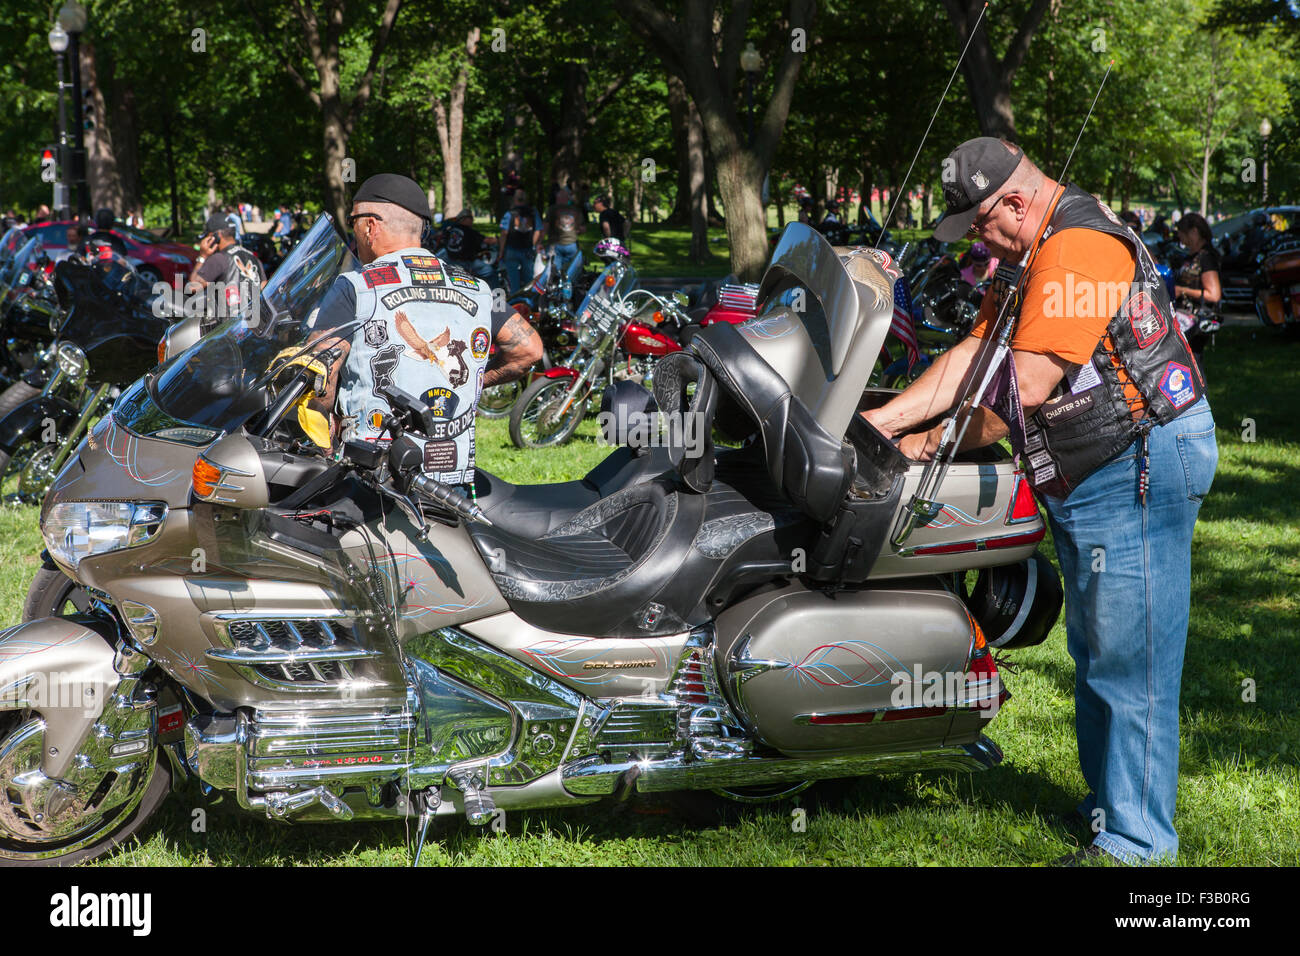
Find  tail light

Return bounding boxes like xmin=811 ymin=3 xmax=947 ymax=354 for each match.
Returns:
xmin=1005 ymin=473 xmax=1039 ymax=523
xmin=157 ymin=334 xmax=168 ymax=364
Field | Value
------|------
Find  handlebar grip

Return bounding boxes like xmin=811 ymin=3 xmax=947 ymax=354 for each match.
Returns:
xmin=411 ymin=473 xmax=492 ymax=526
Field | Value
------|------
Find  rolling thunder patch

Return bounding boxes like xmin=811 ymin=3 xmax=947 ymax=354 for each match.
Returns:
xmin=381 ymin=285 xmax=478 ymax=316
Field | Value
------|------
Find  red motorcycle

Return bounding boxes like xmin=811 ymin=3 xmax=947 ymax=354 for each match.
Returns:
xmin=508 ymin=258 xmax=697 ymax=448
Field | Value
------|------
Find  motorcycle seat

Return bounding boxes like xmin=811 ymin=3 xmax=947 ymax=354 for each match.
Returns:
xmin=472 ymin=445 xmax=676 ymax=539
xmin=466 ymin=476 xmax=711 ymax=637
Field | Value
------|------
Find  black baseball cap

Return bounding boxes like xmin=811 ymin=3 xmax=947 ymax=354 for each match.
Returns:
xmin=351 ymin=173 xmax=432 ymax=221
xmin=203 ymin=213 xmax=231 ymax=235
xmin=932 ymin=137 xmax=1024 ymax=242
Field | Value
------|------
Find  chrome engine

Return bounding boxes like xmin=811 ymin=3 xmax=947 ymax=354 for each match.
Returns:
xmin=180 ymin=622 xmax=1000 ymax=824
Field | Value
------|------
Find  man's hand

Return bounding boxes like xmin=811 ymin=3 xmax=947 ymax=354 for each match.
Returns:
xmin=861 ymin=407 xmax=895 ymax=439
xmin=199 ymin=234 xmax=218 ymax=258
xmin=898 ymin=426 xmax=941 ymax=461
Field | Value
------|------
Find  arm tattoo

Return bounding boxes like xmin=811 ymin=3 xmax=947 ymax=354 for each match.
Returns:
xmin=483 ymin=313 xmax=542 ymax=387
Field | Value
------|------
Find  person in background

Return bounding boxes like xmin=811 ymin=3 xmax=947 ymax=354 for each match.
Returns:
xmin=499 ymin=189 xmax=542 ymax=294
xmin=593 ymin=194 xmax=626 ymax=243
xmin=438 ymin=208 xmax=495 ymax=283
xmin=1172 ymin=212 xmax=1220 ymax=377
xmin=90 ymin=208 xmax=129 ymax=257
xmin=224 ymin=204 xmax=244 ymax=240
xmin=33 ymin=205 xmax=53 ymax=224
xmin=545 ymin=187 xmax=585 ymax=277
xmin=187 ymin=212 xmax=267 ymax=319
xmin=958 ymin=241 xmax=998 ymax=287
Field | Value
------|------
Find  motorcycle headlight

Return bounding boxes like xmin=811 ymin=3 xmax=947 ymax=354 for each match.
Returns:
xmin=56 ymin=342 xmax=88 ymax=381
xmin=41 ymin=501 xmax=168 ymax=570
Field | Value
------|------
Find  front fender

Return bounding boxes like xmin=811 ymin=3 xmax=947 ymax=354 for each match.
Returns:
xmin=535 ymin=366 xmax=578 ymax=380
xmin=0 ymin=615 xmax=122 ymax=779
xmin=0 ymin=395 xmax=79 ymax=454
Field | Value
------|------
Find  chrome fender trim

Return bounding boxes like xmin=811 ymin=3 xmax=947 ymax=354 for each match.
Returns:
xmin=0 ymin=616 xmax=126 ymax=779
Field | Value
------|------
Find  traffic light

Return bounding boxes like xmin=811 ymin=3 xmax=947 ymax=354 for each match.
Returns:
xmin=40 ymin=145 xmax=61 ymax=183
xmin=82 ymin=91 xmax=94 ymax=131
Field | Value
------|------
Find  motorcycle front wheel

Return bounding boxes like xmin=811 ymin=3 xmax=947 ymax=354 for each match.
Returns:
xmin=477 ymin=380 xmax=521 ymax=419
xmin=0 ymin=712 xmax=171 ymax=866
xmin=508 ymin=376 xmax=588 ymax=449
xmin=22 ymin=566 xmax=93 ymax=622
xmin=0 ymin=441 xmax=62 ymax=504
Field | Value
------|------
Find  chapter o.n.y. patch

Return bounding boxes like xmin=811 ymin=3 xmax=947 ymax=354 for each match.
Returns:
xmin=380 ymin=285 xmax=478 ymax=316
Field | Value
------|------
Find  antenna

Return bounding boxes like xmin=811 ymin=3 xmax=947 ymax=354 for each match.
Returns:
xmin=892 ymin=61 xmax=1117 ymax=547
xmin=876 ymin=2 xmax=989 ymax=249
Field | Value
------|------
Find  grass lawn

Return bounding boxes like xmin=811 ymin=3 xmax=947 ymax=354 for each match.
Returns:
xmin=0 ymin=325 xmax=1295 ymax=866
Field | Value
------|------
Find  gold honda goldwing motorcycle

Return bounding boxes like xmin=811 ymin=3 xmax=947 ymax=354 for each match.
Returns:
xmin=0 ymin=219 xmax=1060 ymax=864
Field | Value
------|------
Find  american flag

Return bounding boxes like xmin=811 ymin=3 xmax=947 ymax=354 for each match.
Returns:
xmin=719 ymin=282 xmax=760 ymax=313
xmin=891 ymin=275 xmax=920 ymax=371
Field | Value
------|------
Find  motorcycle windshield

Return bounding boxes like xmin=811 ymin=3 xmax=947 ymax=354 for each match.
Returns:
xmin=743 ymin=222 xmax=898 ymax=440
xmin=0 ymin=236 xmax=42 ymax=319
xmin=576 ymin=260 xmax=637 ymax=328
xmin=114 ymin=215 xmax=358 ymax=438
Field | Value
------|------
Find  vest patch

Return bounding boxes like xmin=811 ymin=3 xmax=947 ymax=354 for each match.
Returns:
xmin=1159 ymin=362 xmax=1196 ymax=409
xmin=1124 ymin=290 xmax=1168 ymax=348
xmin=364 ymin=318 xmax=389 ymax=347
xmin=1067 ymin=362 xmax=1102 ymax=395
xmin=369 ymin=343 xmax=402 ymax=399
xmin=423 ymin=441 xmax=458 ymax=472
xmin=1040 ymin=389 xmax=1096 ymax=425
xmin=381 ymin=285 xmax=478 ymax=315
xmin=362 ymin=264 xmax=400 ymax=287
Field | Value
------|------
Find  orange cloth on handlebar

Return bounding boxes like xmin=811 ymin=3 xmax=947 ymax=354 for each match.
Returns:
xmin=969 ymin=228 xmax=1144 ymax=410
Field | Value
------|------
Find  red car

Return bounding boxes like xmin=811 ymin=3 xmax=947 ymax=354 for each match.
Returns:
xmin=22 ymin=220 xmax=199 ymax=286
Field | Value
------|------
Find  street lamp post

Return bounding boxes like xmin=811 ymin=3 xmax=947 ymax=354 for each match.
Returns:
xmin=47 ymin=23 xmax=71 ymax=219
xmin=58 ymin=2 xmax=90 ymax=221
xmin=1260 ymin=118 xmax=1272 ymax=206
xmin=740 ymin=42 xmax=762 ymax=149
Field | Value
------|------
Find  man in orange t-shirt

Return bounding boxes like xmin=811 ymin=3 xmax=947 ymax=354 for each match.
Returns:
xmin=863 ymin=138 xmax=1217 ymax=867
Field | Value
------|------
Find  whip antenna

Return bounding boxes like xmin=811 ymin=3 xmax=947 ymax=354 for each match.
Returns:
xmin=876 ymin=2 xmax=989 ymax=249
xmin=892 ymin=60 xmax=1116 ymax=547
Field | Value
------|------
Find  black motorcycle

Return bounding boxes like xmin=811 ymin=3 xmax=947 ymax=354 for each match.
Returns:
xmin=0 ymin=254 xmax=174 ymax=502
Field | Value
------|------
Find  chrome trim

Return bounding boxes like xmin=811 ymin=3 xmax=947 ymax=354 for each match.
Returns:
xmin=561 ymin=735 xmax=1004 ymax=796
xmin=894 ymin=526 xmax=1045 ymax=558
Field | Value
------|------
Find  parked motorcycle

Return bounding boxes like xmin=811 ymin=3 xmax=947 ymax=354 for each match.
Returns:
xmin=0 ymin=233 xmax=60 ymax=395
xmin=476 ymin=250 xmax=595 ymax=420
xmin=1253 ymin=229 xmax=1300 ymax=329
xmin=0 ymin=219 xmax=1061 ymax=865
xmin=507 ymin=255 xmax=692 ymax=448
xmin=0 ymin=254 xmax=173 ymax=504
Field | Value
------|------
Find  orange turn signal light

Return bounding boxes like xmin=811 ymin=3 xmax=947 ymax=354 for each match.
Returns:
xmin=652 ymin=310 xmax=664 ymax=324
xmin=157 ymin=339 xmax=167 ymax=364
xmin=605 ymin=274 xmax=616 ymax=287
xmin=192 ymin=458 xmax=222 ymax=498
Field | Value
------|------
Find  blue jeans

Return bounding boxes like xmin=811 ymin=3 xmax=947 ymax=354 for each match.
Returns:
xmin=552 ymin=242 xmax=579 ymax=279
xmin=504 ymin=247 xmax=533 ymax=294
xmin=1043 ymin=397 xmax=1217 ymax=863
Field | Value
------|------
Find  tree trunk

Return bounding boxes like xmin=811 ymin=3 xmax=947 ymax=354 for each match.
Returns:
xmin=686 ymin=92 xmax=711 ymax=263
xmin=941 ymin=0 xmax=1051 ymax=140
xmin=432 ymin=28 xmax=479 ymax=219
xmin=111 ymin=82 xmax=141 ymax=217
xmin=80 ymin=42 xmax=124 ymax=217
xmin=715 ymin=152 xmax=767 ymax=281
xmin=666 ymin=75 xmax=692 ymax=224
xmin=322 ymin=104 xmax=350 ymax=224
xmin=1200 ymin=146 xmax=1210 ymax=218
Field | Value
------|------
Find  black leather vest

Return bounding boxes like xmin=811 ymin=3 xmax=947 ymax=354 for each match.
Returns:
xmin=1015 ymin=185 xmax=1206 ymax=498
